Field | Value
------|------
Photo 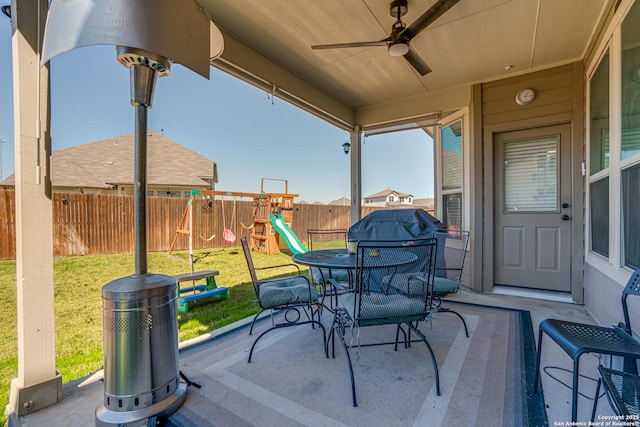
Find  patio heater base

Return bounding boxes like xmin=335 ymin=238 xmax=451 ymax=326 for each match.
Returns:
xmin=97 ymin=273 xmax=185 ymax=426
xmin=95 ymin=382 xmax=187 ymax=427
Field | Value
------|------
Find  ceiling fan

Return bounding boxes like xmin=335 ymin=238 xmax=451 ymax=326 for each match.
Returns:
xmin=311 ymin=0 xmax=460 ymax=76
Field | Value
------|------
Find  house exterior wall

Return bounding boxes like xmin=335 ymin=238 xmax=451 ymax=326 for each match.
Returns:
xmin=364 ymin=201 xmax=387 ymax=207
xmin=580 ymin=0 xmax=639 ymax=327
xmin=583 ymin=264 xmax=630 ymax=328
xmin=363 ymin=192 xmax=414 ymax=207
xmin=448 ymin=0 xmax=640 ymax=323
xmin=463 ymin=0 xmax=639 ymax=321
xmin=475 ymin=63 xmax=585 ymax=300
xmin=363 ymin=196 xmax=388 ymax=206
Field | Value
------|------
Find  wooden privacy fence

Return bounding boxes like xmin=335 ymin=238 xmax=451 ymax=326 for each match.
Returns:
xmin=0 ymin=189 xmax=432 ymax=260
xmin=0 ymin=189 xmax=16 ymax=260
xmin=0 ymin=190 xmax=344 ymax=259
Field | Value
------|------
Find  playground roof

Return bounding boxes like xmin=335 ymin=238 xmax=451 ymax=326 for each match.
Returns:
xmin=0 ymin=130 xmax=217 ymax=189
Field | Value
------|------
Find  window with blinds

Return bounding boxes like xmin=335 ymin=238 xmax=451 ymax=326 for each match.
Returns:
xmin=622 ymin=164 xmax=640 ymax=268
xmin=504 ymin=137 xmax=558 ymax=212
xmin=591 ymin=177 xmax=609 ymax=258
xmin=588 ymin=49 xmax=611 ymax=260
xmin=590 ymin=50 xmax=610 ymax=175
xmin=441 ymin=120 xmax=463 ymax=229
xmin=622 ymin=6 xmax=640 ymax=161
xmin=442 ymin=121 xmax=462 ymax=191
xmin=443 ymin=193 xmax=462 ymax=230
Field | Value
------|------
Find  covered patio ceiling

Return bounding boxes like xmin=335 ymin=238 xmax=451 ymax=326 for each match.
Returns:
xmin=199 ymin=0 xmax=613 ymax=132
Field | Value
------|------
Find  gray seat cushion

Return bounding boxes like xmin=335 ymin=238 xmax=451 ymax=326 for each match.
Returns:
xmin=383 ymin=273 xmax=427 ymax=296
xmin=433 ymin=277 xmax=459 ymax=294
xmin=341 ymin=292 xmax=427 ymax=326
xmin=311 ymin=267 xmax=352 ymax=285
xmin=259 ymin=277 xmax=320 ymax=308
xmin=384 ymin=273 xmax=459 ymax=296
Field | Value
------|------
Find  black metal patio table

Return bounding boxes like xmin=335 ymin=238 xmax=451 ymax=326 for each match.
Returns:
xmin=293 ymin=248 xmax=418 ymax=288
xmin=294 ymin=248 xmax=417 ymax=272
xmin=293 ymin=249 xmax=356 ymax=271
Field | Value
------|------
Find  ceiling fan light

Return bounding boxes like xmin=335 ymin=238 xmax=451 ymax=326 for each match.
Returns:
xmin=388 ymin=42 xmax=409 ymax=57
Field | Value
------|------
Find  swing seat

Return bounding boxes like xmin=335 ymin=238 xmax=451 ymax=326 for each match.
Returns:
xmin=223 ymin=228 xmax=236 ymax=243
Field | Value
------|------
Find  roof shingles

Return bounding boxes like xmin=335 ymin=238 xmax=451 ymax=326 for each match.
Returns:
xmin=1 ymin=130 xmax=216 ymax=188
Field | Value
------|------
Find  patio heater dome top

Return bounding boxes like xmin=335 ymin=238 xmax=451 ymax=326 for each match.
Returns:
xmin=41 ymin=0 xmax=223 ymax=78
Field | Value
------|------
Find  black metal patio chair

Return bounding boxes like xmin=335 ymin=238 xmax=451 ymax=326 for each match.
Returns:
xmin=431 ymin=228 xmax=470 ymax=336
xmin=382 ymin=228 xmax=470 ymax=337
xmin=591 ymin=365 xmax=640 ymax=422
xmin=307 ymin=228 xmax=352 ymax=309
xmin=240 ymin=236 xmax=326 ymax=362
xmin=327 ymin=238 xmax=440 ymax=407
xmin=535 ymin=268 xmax=640 ymax=422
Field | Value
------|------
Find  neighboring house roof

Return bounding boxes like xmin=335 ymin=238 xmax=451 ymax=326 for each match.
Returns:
xmin=1 ymin=130 xmax=217 ymax=188
xmin=364 ymin=189 xmax=413 ymax=199
xmin=413 ymin=198 xmax=435 ymax=208
xmin=329 ymin=197 xmax=349 ymax=206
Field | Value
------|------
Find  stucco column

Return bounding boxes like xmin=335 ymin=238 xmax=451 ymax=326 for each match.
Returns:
xmin=6 ymin=0 xmax=61 ymax=421
xmin=349 ymin=125 xmax=362 ymax=225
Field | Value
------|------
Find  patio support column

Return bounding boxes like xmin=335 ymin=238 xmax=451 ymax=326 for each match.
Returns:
xmin=349 ymin=126 xmax=362 ymax=225
xmin=6 ymin=0 xmax=61 ymax=422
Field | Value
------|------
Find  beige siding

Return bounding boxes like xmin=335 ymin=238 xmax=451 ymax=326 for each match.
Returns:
xmin=482 ymin=64 xmax=576 ymax=125
xmin=478 ymin=62 xmax=585 ymax=301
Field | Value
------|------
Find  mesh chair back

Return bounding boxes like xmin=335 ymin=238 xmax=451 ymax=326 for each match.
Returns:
xmin=240 ymin=236 xmax=260 ymax=294
xmin=621 ymin=270 xmax=640 ymax=334
xmin=351 ymin=239 xmax=437 ymax=327
xmin=433 ymin=229 xmax=470 ymax=283
xmin=307 ymin=229 xmax=350 ymax=287
xmin=307 ymin=229 xmax=348 ymax=251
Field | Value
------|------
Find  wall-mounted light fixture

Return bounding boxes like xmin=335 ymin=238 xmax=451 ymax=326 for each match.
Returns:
xmin=342 ymin=141 xmax=351 ymax=155
xmin=1 ymin=5 xmax=10 ymax=18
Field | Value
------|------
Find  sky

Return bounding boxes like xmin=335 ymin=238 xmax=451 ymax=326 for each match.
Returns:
xmin=0 ymin=17 xmax=434 ymax=204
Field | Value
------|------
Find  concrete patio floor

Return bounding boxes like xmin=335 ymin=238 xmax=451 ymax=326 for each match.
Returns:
xmin=15 ymin=288 xmax=617 ymax=426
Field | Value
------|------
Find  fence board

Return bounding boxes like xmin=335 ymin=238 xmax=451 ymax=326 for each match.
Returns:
xmin=0 ymin=190 xmax=16 ymax=259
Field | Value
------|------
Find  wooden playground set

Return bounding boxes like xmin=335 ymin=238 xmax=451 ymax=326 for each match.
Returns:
xmin=167 ymin=178 xmax=303 ymax=313
xmin=168 ymin=178 xmax=300 ymax=256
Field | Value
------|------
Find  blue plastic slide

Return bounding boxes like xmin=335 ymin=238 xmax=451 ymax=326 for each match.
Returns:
xmin=270 ymin=214 xmax=308 ymax=255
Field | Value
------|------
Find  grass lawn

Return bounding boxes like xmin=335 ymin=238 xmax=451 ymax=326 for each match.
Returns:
xmin=0 ymin=245 xmax=310 ymax=424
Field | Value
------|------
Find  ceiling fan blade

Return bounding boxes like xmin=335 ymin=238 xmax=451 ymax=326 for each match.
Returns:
xmin=402 ymin=0 xmax=460 ymax=40
xmin=404 ymin=46 xmax=432 ymax=76
xmin=311 ymin=40 xmax=389 ymax=50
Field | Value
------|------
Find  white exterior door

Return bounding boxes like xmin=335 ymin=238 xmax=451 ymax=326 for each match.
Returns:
xmin=493 ymin=124 xmax=572 ymax=292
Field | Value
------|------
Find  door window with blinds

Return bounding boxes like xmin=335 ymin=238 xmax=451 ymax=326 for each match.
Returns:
xmin=503 ymin=137 xmax=558 ymax=212
xmin=441 ymin=120 xmax=463 ymax=229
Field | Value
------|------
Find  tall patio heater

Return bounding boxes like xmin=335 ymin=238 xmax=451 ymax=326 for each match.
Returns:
xmin=41 ymin=1 xmax=224 ymax=426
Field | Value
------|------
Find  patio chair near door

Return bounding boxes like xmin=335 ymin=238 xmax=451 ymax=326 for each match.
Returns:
xmin=307 ymin=228 xmax=351 ymax=309
xmin=328 ymin=238 xmax=440 ymax=407
xmin=381 ymin=229 xmax=470 ymax=337
xmin=240 ymin=236 xmax=326 ymax=362
xmin=432 ymin=229 xmax=470 ymax=337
